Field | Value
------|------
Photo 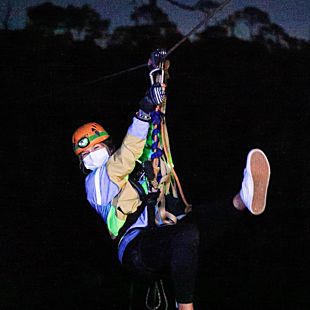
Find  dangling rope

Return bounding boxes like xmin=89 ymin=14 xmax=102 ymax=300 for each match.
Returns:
xmin=145 ymin=279 xmax=168 ymax=310
xmin=144 ymin=56 xmax=193 ymax=219
xmin=161 ymin=117 xmax=192 ymax=211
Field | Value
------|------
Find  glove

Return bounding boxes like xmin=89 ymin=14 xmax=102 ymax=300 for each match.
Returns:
xmin=148 ymin=49 xmax=167 ymax=71
xmin=140 ymin=83 xmax=166 ymax=113
xmin=136 ymin=83 xmax=166 ymax=122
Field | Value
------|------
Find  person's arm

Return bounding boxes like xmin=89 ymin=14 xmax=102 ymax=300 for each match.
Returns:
xmin=107 ymin=83 xmax=166 ymax=189
xmin=106 ymin=118 xmax=149 ymax=189
xmin=84 ymin=119 xmax=151 ymax=225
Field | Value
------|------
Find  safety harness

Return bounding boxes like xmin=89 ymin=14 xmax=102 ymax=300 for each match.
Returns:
xmin=136 ymin=53 xmax=192 ymax=227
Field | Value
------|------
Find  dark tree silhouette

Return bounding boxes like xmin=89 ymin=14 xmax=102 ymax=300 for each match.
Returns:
xmin=26 ymin=2 xmax=109 ymax=42
xmin=131 ymin=0 xmax=174 ymax=27
xmin=199 ymin=25 xmax=228 ymax=38
xmin=196 ymin=6 xmax=306 ymax=50
xmin=220 ymin=6 xmax=270 ymax=40
xmin=26 ymin=2 xmax=65 ymax=35
xmin=65 ymin=4 xmax=110 ymax=41
xmin=240 ymin=7 xmax=270 ymax=39
xmin=165 ymin=0 xmax=219 ymax=12
xmin=0 ymin=0 xmax=12 ymax=31
xmin=109 ymin=0 xmax=181 ymax=48
xmin=163 ymin=0 xmax=221 ymax=40
xmin=258 ymin=23 xmax=305 ymax=49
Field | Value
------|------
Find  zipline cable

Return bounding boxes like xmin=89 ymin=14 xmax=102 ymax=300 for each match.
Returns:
xmin=85 ymin=0 xmax=232 ymax=84
xmin=166 ymin=0 xmax=232 ymax=57
xmin=82 ymin=63 xmax=148 ymax=85
xmin=83 ymin=0 xmax=232 ymax=84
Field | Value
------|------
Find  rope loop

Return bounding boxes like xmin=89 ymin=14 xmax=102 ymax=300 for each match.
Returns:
xmin=145 ymin=279 xmax=168 ymax=310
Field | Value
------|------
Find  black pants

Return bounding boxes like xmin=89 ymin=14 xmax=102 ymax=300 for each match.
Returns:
xmin=122 ymin=214 xmax=200 ymax=304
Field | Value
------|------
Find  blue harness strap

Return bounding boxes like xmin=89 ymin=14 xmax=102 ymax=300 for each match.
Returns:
xmin=150 ymin=110 xmax=163 ymax=160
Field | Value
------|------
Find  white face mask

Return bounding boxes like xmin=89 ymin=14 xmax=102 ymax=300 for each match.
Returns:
xmin=82 ymin=148 xmax=109 ymax=171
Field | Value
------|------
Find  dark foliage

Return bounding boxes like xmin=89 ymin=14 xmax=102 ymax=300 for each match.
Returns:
xmin=26 ymin=2 xmax=110 ymax=41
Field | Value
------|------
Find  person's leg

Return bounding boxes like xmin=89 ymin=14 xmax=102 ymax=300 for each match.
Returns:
xmin=122 ymin=214 xmax=200 ymax=308
xmin=233 ymin=149 xmax=271 ymax=215
xmin=178 ymin=303 xmax=194 ymax=310
xmin=169 ymin=216 xmax=199 ymax=305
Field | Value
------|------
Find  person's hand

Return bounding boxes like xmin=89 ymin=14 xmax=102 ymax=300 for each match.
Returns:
xmin=136 ymin=83 xmax=166 ymax=121
xmin=140 ymin=83 xmax=166 ymax=113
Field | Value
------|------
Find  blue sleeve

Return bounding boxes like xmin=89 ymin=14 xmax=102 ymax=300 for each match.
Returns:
xmin=85 ymin=166 xmax=120 ymax=222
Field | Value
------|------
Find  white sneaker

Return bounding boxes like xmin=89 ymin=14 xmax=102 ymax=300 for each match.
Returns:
xmin=239 ymin=149 xmax=271 ymax=215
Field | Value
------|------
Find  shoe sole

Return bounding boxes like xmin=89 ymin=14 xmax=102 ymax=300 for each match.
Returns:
xmin=249 ymin=149 xmax=271 ymax=215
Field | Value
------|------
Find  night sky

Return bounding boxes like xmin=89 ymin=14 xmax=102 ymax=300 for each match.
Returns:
xmin=8 ymin=0 xmax=310 ymax=40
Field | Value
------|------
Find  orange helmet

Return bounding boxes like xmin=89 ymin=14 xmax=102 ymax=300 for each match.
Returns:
xmin=72 ymin=122 xmax=110 ymax=156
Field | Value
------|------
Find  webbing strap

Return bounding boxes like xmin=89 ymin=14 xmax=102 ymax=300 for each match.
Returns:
xmin=114 ymin=201 xmax=147 ymax=245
